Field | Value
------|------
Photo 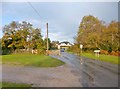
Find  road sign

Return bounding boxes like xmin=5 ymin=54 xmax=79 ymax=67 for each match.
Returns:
xmin=94 ymin=50 xmax=100 ymax=57
xmin=80 ymin=44 xmax=83 ymax=54
xmin=94 ymin=50 xmax=100 ymax=53
xmin=80 ymin=44 xmax=83 ymax=49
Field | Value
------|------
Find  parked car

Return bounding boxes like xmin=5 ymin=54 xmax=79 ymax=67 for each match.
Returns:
xmin=60 ymin=48 xmax=65 ymax=52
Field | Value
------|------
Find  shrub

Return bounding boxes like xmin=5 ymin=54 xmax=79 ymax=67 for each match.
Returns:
xmin=100 ymin=50 xmax=109 ymax=55
xmin=37 ymin=49 xmax=45 ymax=54
xmin=2 ymin=48 xmax=12 ymax=55
xmin=110 ymin=51 xmax=118 ymax=56
xmin=118 ymin=51 xmax=120 ymax=56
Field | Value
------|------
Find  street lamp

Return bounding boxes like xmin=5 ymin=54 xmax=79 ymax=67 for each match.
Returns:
xmin=80 ymin=44 xmax=83 ymax=55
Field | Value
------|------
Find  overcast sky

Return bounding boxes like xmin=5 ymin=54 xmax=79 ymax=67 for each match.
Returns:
xmin=0 ymin=1 xmax=118 ymax=43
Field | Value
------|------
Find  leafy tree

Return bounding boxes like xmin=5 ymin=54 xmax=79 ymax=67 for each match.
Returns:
xmin=104 ymin=21 xmax=119 ymax=52
xmin=2 ymin=21 xmax=45 ymax=54
xmin=75 ymin=15 xmax=119 ymax=54
xmin=51 ymin=41 xmax=59 ymax=50
xmin=76 ymin=15 xmax=103 ymax=50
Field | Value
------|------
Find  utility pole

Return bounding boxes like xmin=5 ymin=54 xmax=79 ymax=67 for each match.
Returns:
xmin=46 ymin=23 xmax=49 ymax=54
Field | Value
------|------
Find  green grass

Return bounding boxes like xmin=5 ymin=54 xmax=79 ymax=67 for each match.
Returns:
xmin=81 ymin=53 xmax=119 ymax=64
xmin=0 ymin=82 xmax=31 ymax=87
xmin=2 ymin=54 xmax=65 ymax=67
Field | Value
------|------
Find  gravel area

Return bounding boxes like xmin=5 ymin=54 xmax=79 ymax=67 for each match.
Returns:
xmin=2 ymin=64 xmax=82 ymax=87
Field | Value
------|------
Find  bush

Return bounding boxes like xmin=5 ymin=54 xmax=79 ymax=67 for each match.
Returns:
xmin=14 ymin=49 xmax=30 ymax=54
xmin=2 ymin=48 xmax=12 ymax=55
xmin=37 ymin=49 xmax=45 ymax=54
xmin=100 ymin=50 xmax=109 ymax=55
xmin=118 ymin=51 xmax=120 ymax=56
xmin=110 ymin=51 xmax=118 ymax=56
xmin=100 ymin=50 xmax=119 ymax=56
xmin=67 ymin=44 xmax=80 ymax=54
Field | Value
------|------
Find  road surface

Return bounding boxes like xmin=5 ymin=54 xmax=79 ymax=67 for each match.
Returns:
xmin=2 ymin=52 xmax=119 ymax=87
xmin=50 ymin=52 xmax=119 ymax=87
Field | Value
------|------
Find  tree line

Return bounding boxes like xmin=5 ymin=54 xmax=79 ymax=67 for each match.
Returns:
xmin=1 ymin=21 xmax=58 ymax=55
xmin=69 ymin=15 xmax=119 ymax=56
xmin=1 ymin=15 xmax=119 ymax=56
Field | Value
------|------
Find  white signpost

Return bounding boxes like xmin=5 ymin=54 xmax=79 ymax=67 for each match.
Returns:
xmin=94 ymin=50 xmax=100 ymax=57
xmin=80 ymin=44 xmax=83 ymax=54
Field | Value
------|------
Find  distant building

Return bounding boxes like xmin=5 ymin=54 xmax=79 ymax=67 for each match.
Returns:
xmin=57 ymin=41 xmax=72 ymax=50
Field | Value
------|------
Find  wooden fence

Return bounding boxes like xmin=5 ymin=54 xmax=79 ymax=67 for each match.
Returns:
xmin=46 ymin=50 xmax=60 ymax=55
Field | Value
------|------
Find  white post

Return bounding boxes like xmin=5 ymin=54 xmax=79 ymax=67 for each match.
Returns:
xmin=80 ymin=44 xmax=83 ymax=55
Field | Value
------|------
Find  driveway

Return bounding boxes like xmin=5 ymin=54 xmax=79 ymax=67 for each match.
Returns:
xmin=2 ymin=52 xmax=119 ymax=87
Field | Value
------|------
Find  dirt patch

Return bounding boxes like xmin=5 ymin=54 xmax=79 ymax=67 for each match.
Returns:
xmin=2 ymin=64 xmax=82 ymax=87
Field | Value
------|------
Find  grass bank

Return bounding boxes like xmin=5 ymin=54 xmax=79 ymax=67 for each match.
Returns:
xmin=81 ymin=53 xmax=119 ymax=64
xmin=2 ymin=54 xmax=65 ymax=67
xmin=1 ymin=82 xmax=31 ymax=87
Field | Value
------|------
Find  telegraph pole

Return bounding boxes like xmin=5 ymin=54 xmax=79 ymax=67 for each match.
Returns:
xmin=46 ymin=23 xmax=49 ymax=54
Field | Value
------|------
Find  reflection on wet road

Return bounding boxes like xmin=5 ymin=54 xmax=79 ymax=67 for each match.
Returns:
xmin=50 ymin=52 xmax=118 ymax=87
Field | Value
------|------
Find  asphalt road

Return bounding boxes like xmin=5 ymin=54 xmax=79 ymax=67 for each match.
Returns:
xmin=2 ymin=52 xmax=119 ymax=87
xmin=50 ymin=52 xmax=119 ymax=87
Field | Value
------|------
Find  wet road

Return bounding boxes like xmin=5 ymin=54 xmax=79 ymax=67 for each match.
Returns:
xmin=50 ymin=52 xmax=119 ymax=87
xmin=2 ymin=52 xmax=119 ymax=87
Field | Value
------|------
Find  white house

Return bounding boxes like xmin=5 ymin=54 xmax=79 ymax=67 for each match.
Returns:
xmin=57 ymin=41 xmax=72 ymax=50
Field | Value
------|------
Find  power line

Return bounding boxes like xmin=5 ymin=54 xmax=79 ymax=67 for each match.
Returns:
xmin=27 ymin=1 xmax=41 ymax=18
xmin=26 ymin=1 xmax=49 ymax=55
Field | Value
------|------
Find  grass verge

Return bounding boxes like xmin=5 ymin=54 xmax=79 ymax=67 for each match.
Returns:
xmin=81 ymin=53 xmax=119 ymax=64
xmin=0 ymin=82 xmax=31 ymax=88
xmin=2 ymin=54 xmax=65 ymax=67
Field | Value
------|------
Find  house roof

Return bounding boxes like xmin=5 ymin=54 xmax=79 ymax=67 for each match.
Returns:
xmin=58 ymin=41 xmax=72 ymax=46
